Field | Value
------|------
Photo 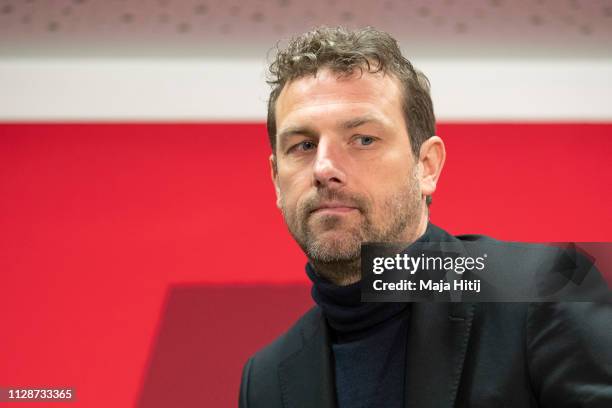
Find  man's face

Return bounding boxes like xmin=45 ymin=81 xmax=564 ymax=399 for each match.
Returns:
xmin=271 ymin=68 xmax=425 ymax=274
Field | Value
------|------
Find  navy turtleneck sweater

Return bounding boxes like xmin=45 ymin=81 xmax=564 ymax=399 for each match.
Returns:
xmin=306 ymin=223 xmax=442 ymax=408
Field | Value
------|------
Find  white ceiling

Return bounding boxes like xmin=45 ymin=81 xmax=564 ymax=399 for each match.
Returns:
xmin=0 ymin=0 xmax=611 ymax=58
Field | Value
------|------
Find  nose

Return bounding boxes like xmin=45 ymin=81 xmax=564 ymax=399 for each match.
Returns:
xmin=312 ymin=138 xmax=347 ymax=189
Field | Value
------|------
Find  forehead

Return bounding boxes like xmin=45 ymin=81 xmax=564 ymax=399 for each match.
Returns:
xmin=275 ymin=68 xmax=405 ymax=128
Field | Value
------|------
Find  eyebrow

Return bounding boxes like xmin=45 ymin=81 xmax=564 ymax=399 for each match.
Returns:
xmin=276 ymin=115 xmax=384 ymax=147
xmin=339 ymin=115 xmax=383 ymax=130
xmin=277 ymin=126 xmax=318 ymax=146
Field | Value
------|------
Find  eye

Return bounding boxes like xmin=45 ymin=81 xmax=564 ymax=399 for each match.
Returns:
xmin=355 ymin=135 xmax=376 ymax=146
xmin=289 ymin=140 xmax=317 ymax=153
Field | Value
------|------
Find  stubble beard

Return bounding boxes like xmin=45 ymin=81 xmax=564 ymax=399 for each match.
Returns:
xmin=280 ymin=171 xmax=422 ymax=285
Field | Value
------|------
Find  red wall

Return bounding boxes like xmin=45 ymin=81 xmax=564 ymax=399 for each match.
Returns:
xmin=1 ymin=123 xmax=611 ymax=407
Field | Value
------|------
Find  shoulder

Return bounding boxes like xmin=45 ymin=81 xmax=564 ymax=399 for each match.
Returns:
xmin=432 ymin=223 xmax=557 ymax=260
xmin=460 ymin=232 xmax=609 ymax=301
xmin=525 ymin=301 xmax=612 ymax=404
xmin=240 ymin=306 xmax=325 ymax=407
xmin=246 ymin=305 xmax=324 ymax=373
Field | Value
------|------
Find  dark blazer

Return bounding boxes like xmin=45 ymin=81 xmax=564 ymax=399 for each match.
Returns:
xmin=239 ymin=231 xmax=612 ymax=407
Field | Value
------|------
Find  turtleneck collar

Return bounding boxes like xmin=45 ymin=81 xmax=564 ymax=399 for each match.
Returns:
xmin=306 ymin=222 xmax=441 ymax=338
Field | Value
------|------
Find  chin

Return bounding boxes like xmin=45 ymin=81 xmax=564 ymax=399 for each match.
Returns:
xmin=307 ymin=232 xmax=362 ymax=262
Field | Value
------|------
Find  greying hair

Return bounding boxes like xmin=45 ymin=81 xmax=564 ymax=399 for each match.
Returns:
xmin=266 ymin=26 xmax=436 ymax=160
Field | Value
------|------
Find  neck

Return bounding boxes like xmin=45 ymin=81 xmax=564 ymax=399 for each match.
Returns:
xmin=310 ymin=257 xmax=362 ymax=286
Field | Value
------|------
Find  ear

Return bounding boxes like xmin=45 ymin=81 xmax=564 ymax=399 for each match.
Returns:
xmin=269 ymin=154 xmax=282 ymax=209
xmin=418 ymin=136 xmax=446 ymax=199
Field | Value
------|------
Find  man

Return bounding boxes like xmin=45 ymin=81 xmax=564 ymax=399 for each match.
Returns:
xmin=239 ymin=26 xmax=612 ymax=407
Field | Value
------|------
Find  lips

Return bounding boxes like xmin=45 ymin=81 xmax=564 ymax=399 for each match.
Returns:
xmin=311 ymin=202 xmax=359 ymax=214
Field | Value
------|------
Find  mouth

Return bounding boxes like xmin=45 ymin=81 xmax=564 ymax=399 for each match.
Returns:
xmin=310 ymin=202 xmax=359 ymax=215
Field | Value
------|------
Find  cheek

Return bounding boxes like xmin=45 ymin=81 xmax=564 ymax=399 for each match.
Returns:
xmin=278 ymin=172 xmax=310 ymax=211
xmin=363 ymin=158 xmax=411 ymax=189
xmin=360 ymin=160 xmax=414 ymax=209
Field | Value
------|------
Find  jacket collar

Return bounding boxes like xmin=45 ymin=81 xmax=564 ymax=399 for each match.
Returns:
xmin=404 ymin=302 xmax=476 ymax=407
xmin=278 ymin=307 xmax=337 ymax=408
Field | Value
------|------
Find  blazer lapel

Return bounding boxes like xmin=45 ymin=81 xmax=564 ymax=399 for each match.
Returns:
xmin=279 ymin=308 xmax=337 ymax=408
xmin=404 ymin=302 xmax=476 ymax=408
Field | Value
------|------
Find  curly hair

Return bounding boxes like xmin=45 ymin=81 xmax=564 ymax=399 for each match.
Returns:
xmin=266 ymin=26 xmax=436 ymax=160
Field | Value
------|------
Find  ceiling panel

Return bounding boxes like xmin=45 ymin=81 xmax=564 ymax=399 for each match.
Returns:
xmin=0 ymin=0 xmax=611 ymax=58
